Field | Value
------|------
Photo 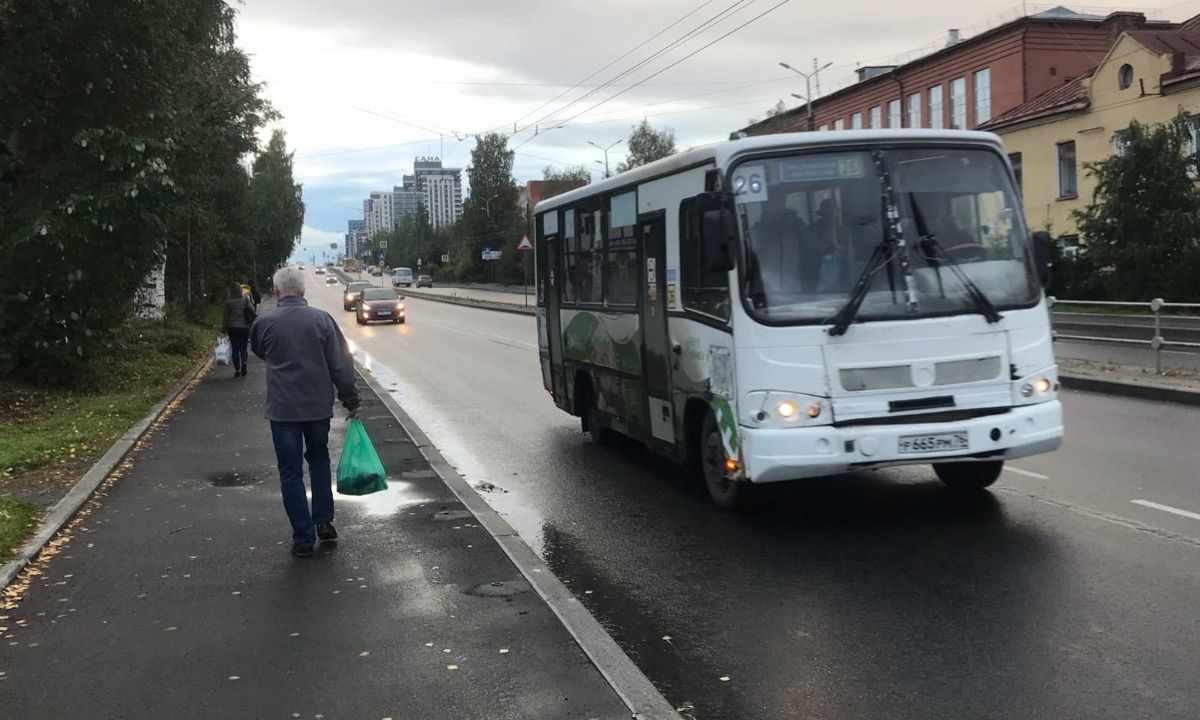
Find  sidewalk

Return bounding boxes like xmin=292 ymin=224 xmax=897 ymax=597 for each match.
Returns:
xmin=0 ymin=323 xmax=629 ymax=717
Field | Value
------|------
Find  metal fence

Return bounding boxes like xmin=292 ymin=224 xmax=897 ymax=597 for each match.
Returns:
xmin=1049 ymin=297 xmax=1200 ymax=374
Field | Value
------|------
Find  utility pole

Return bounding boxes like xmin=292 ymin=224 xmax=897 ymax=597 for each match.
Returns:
xmin=781 ymin=59 xmax=833 ymax=131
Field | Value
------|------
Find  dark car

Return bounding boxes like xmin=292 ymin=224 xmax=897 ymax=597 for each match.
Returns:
xmin=416 ymin=274 xmax=433 ymax=288
xmin=356 ymin=288 xmax=405 ymax=324
xmin=343 ymin=281 xmax=373 ymax=311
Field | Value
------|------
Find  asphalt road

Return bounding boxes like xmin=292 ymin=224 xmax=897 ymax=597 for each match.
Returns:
xmin=307 ymin=270 xmax=1200 ymax=720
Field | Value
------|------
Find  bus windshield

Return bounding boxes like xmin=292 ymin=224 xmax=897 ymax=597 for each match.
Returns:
xmin=733 ymin=146 xmax=1039 ymax=325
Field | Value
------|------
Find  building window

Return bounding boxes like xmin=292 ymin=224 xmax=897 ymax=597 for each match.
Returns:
xmin=974 ymin=68 xmax=992 ymax=124
xmin=1113 ymin=129 xmax=1130 ymax=156
xmin=1056 ymin=141 xmax=1077 ymax=198
xmin=1118 ymin=64 xmax=1134 ymax=90
xmin=907 ymin=92 xmax=921 ymax=128
xmin=888 ymin=99 xmax=902 ymax=128
xmin=818 ymin=124 xmax=828 ymax=131
xmin=1009 ymin=152 xmax=1023 ymax=194
xmin=928 ymin=85 xmax=944 ymax=129
xmin=869 ymin=106 xmax=882 ymax=129
xmin=949 ymin=77 xmax=967 ymax=129
xmin=850 ymin=112 xmax=863 ymax=129
xmin=834 ymin=118 xmax=845 ymax=130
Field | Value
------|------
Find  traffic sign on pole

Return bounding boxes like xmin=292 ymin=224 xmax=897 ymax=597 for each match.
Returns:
xmin=517 ymin=234 xmax=533 ymax=251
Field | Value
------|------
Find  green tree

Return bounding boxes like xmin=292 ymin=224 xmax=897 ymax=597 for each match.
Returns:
xmin=248 ymin=129 xmax=304 ymax=284
xmin=1071 ymin=111 xmax=1200 ymax=301
xmin=616 ymin=119 xmax=677 ymax=173
xmin=0 ymin=0 xmax=273 ymax=382
xmin=456 ymin=133 xmax=522 ymax=283
xmin=541 ymin=165 xmax=590 ymax=200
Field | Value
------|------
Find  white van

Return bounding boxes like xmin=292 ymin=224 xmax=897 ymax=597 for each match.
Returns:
xmin=391 ymin=267 xmax=414 ymax=287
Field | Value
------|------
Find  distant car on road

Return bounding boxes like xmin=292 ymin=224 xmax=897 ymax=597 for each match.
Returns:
xmin=315 ymin=267 xmax=326 ymax=275
xmin=343 ymin=281 xmax=373 ymax=311
xmin=417 ymin=274 xmax=433 ymax=288
xmin=391 ymin=267 xmax=414 ymax=287
xmin=356 ymin=288 xmax=405 ymax=325
xmin=371 ymin=268 xmax=384 ymax=277
xmin=325 ymin=275 xmax=339 ymax=285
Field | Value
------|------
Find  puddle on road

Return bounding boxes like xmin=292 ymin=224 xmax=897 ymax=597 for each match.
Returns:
xmin=465 ymin=580 xmax=531 ymax=598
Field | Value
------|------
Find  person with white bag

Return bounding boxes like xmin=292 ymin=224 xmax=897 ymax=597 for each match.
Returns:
xmin=221 ymin=281 xmax=255 ymax=377
xmin=213 ymin=335 xmax=232 ymax=366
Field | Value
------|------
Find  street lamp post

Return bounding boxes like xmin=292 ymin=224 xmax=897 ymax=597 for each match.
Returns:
xmin=588 ymin=139 xmax=622 ymax=178
xmin=780 ymin=60 xmax=833 ymax=131
xmin=485 ymin=193 xmax=499 ymax=218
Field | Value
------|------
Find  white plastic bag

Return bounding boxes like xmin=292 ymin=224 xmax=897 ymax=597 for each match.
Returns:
xmin=214 ymin=335 xmax=232 ymax=366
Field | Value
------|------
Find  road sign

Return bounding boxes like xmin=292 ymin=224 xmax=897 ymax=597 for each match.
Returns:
xmin=378 ymin=241 xmax=388 ymax=249
xmin=482 ymin=250 xmax=502 ymax=261
xmin=441 ymin=254 xmax=450 ymax=263
xmin=517 ymin=235 xmax=533 ymax=251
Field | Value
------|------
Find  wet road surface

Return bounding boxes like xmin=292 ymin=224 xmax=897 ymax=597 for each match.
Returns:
xmin=311 ymin=272 xmax=1200 ymax=720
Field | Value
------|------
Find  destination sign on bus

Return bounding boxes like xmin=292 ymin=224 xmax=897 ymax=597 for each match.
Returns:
xmin=778 ymin=155 xmax=865 ymax=183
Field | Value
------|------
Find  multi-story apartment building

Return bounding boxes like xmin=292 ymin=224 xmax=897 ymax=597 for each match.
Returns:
xmin=413 ymin=158 xmax=463 ymax=228
xmin=391 ymin=186 xmax=423 ymax=226
xmin=735 ymin=7 xmax=1169 ymax=138
xmin=345 ymin=219 xmax=365 ymax=259
xmin=363 ymin=191 xmax=394 ymax=238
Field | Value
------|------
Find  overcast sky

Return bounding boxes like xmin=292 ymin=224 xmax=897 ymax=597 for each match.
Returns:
xmin=233 ymin=0 xmax=1180 ymax=261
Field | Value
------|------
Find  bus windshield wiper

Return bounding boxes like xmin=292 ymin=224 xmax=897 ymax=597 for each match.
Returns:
xmin=828 ymin=151 xmax=917 ymax=336
xmin=908 ymin=194 xmax=1002 ymax=325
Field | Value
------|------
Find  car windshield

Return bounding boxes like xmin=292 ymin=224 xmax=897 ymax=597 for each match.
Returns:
xmin=734 ymin=145 xmax=1038 ymax=325
xmin=361 ymin=289 xmax=398 ymax=301
xmin=347 ymin=283 xmax=371 ymax=292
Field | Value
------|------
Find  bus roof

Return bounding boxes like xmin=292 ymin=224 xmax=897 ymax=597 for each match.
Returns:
xmin=533 ymin=129 xmax=1006 ymax=215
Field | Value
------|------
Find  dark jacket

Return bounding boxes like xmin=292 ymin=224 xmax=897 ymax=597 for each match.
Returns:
xmin=249 ymin=295 xmax=360 ymax=422
xmin=222 ymin=296 xmax=254 ymax=333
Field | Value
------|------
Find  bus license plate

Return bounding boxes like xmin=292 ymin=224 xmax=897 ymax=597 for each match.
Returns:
xmin=898 ymin=432 xmax=968 ymax=454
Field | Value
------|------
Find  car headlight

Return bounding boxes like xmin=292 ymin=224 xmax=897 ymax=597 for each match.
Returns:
xmin=360 ymin=304 xmax=371 ymax=311
xmin=397 ymin=303 xmax=404 ymax=310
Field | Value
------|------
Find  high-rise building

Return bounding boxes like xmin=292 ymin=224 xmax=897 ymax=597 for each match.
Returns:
xmin=412 ymin=158 xmax=463 ymax=228
xmin=345 ymin=219 xmax=365 ymax=258
xmin=392 ymin=186 xmax=423 ymax=226
xmin=364 ymin=191 xmax=394 ymax=238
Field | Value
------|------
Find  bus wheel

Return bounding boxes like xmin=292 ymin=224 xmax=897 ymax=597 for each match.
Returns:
xmin=700 ymin=411 xmax=746 ymax=510
xmin=583 ymin=383 xmax=615 ymax=445
xmin=934 ymin=460 xmax=1003 ymax=491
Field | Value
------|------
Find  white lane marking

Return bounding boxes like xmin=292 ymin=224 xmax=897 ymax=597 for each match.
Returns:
xmin=1131 ymin=499 xmax=1200 ymax=522
xmin=1162 ymin=350 xmax=1197 ymax=356
xmin=1003 ymin=465 xmax=1050 ymax=481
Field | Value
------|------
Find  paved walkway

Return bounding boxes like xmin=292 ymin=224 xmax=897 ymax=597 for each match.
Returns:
xmin=0 ymin=307 xmax=628 ymax=718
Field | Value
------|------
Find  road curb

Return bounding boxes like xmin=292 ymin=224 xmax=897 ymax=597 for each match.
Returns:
xmin=402 ymin=291 xmax=537 ymax=316
xmin=354 ymin=364 xmax=681 ymax=720
xmin=0 ymin=357 xmax=210 ymax=591
xmin=1059 ymin=373 xmax=1200 ymax=407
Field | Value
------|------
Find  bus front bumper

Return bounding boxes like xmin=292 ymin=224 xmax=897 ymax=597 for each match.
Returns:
xmin=740 ymin=400 xmax=1063 ymax=484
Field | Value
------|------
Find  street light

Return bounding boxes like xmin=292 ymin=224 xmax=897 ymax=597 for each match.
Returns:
xmin=485 ymin=193 xmax=499 ymax=217
xmin=780 ymin=60 xmax=833 ymax=131
xmin=588 ymin=139 xmax=622 ymax=178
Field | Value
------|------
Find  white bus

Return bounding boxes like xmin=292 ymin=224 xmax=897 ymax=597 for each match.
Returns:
xmin=533 ymin=130 xmax=1063 ymax=509
xmin=391 ymin=267 xmax=414 ymax=287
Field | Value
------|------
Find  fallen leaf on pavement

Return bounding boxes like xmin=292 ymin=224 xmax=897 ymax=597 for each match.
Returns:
xmin=359 ymin=651 xmax=370 ymax=657
xmin=446 ymin=665 xmax=458 ymax=670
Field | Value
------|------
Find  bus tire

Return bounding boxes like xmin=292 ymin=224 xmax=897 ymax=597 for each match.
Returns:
xmin=699 ymin=410 xmax=748 ymax=511
xmin=581 ymin=380 xmax=615 ymax=446
xmin=934 ymin=459 xmax=1003 ymax=491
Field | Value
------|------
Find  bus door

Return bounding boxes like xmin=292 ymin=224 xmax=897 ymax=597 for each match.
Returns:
xmin=544 ymin=234 xmax=566 ymax=402
xmin=639 ymin=213 xmax=675 ymax=447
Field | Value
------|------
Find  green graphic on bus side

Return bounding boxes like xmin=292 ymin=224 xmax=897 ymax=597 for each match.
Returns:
xmin=712 ymin=395 xmax=739 ymax=456
xmin=562 ymin=311 xmax=642 ymax=375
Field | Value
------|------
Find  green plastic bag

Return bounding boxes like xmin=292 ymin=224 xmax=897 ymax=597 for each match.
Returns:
xmin=336 ymin=418 xmax=388 ymax=496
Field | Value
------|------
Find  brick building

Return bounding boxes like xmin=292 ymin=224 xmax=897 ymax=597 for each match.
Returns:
xmin=734 ymin=7 xmax=1171 ymax=138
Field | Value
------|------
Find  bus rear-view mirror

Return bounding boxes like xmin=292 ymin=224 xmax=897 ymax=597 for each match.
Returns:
xmin=1031 ymin=230 xmax=1054 ymax=290
xmin=702 ymin=209 xmax=736 ymax=273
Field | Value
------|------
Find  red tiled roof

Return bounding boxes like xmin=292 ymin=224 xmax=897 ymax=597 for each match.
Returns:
xmin=978 ymin=71 xmax=1092 ymax=131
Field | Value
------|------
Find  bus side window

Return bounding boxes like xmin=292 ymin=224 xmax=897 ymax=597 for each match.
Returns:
xmin=679 ymin=199 xmax=731 ymax=321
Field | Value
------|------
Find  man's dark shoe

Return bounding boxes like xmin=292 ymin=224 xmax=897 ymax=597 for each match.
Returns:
xmin=317 ymin=523 xmax=338 ymax=541
xmin=291 ymin=544 xmax=314 ymax=558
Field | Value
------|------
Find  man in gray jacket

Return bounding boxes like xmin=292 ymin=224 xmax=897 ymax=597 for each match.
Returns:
xmin=251 ymin=266 xmax=361 ymax=557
